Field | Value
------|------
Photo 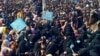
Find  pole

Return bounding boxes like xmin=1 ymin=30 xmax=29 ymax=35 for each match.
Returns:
xmin=98 ymin=0 xmax=100 ymax=6
xmin=42 ymin=0 xmax=46 ymax=11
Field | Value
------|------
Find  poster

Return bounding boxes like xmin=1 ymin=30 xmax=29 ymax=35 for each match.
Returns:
xmin=42 ymin=10 xmax=54 ymax=20
xmin=4 ymin=0 xmax=9 ymax=4
xmin=74 ymin=0 xmax=78 ymax=3
xmin=10 ymin=18 xmax=27 ymax=32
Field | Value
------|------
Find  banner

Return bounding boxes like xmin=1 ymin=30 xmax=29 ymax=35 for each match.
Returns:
xmin=42 ymin=10 xmax=54 ymax=20
xmin=10 ymin=18 xmax=27 ymax=32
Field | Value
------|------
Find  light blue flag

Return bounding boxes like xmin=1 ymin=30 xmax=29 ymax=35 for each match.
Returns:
xmin=10 ymin=18 xmax=27 ymax=32
xmin=42 ymin=10 xmax=54 ymax=20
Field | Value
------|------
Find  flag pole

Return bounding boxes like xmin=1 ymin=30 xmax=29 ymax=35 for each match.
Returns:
xmin=42 ymin=0 xmax=46 ymax=11
xmin=98 ymin=0 xmax=100 ymax=6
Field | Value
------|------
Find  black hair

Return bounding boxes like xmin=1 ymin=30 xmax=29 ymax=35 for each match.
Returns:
xmin=0 ymin=14 xmax=2 ymax=18
xmin=98 ymin=23 xmax=100 ymax=29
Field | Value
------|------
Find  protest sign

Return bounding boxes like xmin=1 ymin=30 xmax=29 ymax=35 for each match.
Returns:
xmin=74 ymin=0 xmax=78 ymax=3
xmin=42 ymin=10 xmax=54 ymax=20
xmin=10 ymin=18 xmax=27 ymax=32
xmin=4 ymin=0 xmax=9 ymax=4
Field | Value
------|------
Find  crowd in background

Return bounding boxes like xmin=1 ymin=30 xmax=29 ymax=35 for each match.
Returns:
xmin=0 ymin=0 xmax=100 ymax=56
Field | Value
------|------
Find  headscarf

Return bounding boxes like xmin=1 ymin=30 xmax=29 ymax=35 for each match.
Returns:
xmin=1 ymin=39 xmax=10 ymax=48
xmin=0 ymin=39 xmax=11 ymax=56
xmin=17 ymin=11 xmax=24 ymax=19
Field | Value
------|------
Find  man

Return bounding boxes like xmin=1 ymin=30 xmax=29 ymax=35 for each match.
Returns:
xmin=6 ymin=30 xmax=16 ymax=42
xmin=77 ymin=23 xmax=100 ymax=56
xmin=75 ymin=6 xmax=83 ymax=29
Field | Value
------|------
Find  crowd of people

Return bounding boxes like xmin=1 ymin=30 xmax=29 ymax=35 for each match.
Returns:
xmin=0 ymin=0 xmax=100 ymax=56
